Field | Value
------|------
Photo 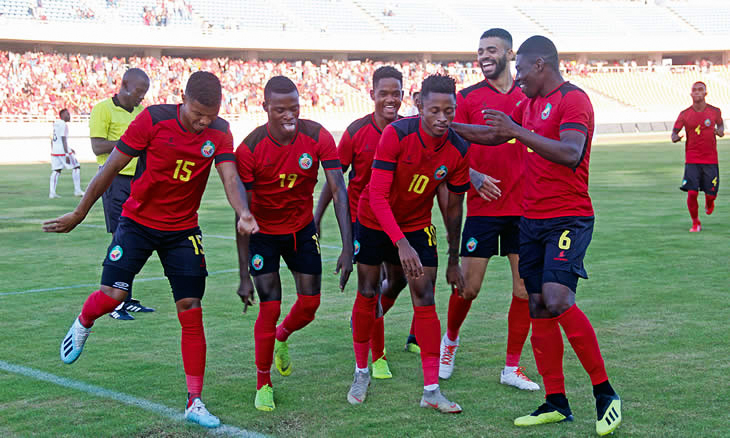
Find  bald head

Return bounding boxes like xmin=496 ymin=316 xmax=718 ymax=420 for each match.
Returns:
xmin=118 ymin=68 xmax=150 ymax=110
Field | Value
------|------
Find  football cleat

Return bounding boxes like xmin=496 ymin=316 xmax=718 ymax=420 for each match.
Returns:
xmin=49 ymin=193 xmax=61 ymax=199
xmin=420 ymin=388 xmax=462 ymax=414
xmin=371 ymin=356 xmax=392 ymax=379
xmin=706 ymin=203 xmax=715 ymax=215
xmin=689 ymin=223 xmax=702 ymax=233
xmin=255 ymin=384 xmax=276 ymax=412
xmin=347 ymin=371 xmax=371 ymax=405
xmin=404 ymin=334 xmax=421 ymax=353
xmin=596 ymin=393 xmax=622 ymax=436
xmin=74 ymin=190 xmax=85 ymax=197
xmin=109 ymin=308 xmax=134 ymax=320
xmin=123 ymin=299 xmax=155 ymax=313
xmin=60 ymin=317 xmax=91 ymax=364
xmin=438 ymin=334 xmax=459 ymax=379
xmin=500 ymin=366 xmax=540 ymax=391
xmin=184 ymin=397 xmax=220 ymax=428
xmin=514 ymin=401 xmax=573 ymax=427
xmin=274 ymin=339 xmax=292 ymax=376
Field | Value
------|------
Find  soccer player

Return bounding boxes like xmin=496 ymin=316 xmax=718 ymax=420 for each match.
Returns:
xmin=313 ymin=65 xmax=407 ymax=379
xmin=347 ymin=74 xmax=469 ymax=413
xmin=439 ymin=28 xmax=539 ymax=391
xmin=89 ymin=68 xmax=154 ymax=319
xmin=235 ymin=76 xmax=353 ymax=412
xmin=44 ymin=71 xmax=259 ymax=429
xmin=49 ymin=108 xmax=84 ymax=198
xmin=452 ymin=36 xmax=622 ymax=435
xmin=671 ymin=81 xmax=724 ymax=232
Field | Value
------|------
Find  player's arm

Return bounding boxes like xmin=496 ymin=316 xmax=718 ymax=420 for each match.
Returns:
xmin=89 ymin=104 xmax=117 ymax=156
xmin=61 ymin=132 xmax=71 ymax=164
xmin=451 ymin=121 xmax=514 ymax=146
xmin=316 ymin=131 xmax=354 ymax=235
xmin=671 ymin=113 xmax=684 ymax=143
xmin=444 ymin=190 xmax=466 ymax=291
xmin=235 ymin=206 xmax=254 ymax=313
xmin=42 ymin=147 xmax=131 ymax=233
xmin=715 ymin=117 xmax=724 ymax=138
xmin=436 ymin=183 xmax=449 ymax=237
xmin=324 ymin=167 xmax=353 ymax=291
xmin=216 ymin=161 xmax=259 ymax=236
xmin=469 ymin=168 xmax=501 ymax=201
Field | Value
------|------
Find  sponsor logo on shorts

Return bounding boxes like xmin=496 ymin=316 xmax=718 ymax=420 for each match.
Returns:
xmin=434 ymin=165 xmax=448 ymax=180
xmin=251 ymin=254 xmax=264 ymax=271
xmin=466 ymin=237 xmax=477 ymax=252
xmin=353 ymin=240 xmax=360 ymax=255
xmin=682 ymin=179 xmax=687 ymax=186
xmin=113 ymin=281 xmax=129 ymax=290
xmin=109 ymin=245 xmax=123 ymax=262
xmin=298 ymin=153 xmax=313 ymax=170
xmin=553 ymin=250 xmax=568 ymax=261
xmin=201 ymin=140 xmax=215 ymax=158
xmin=704 ymin=118 xmax=711 ymax=127
xmin=541 ymin=103 xmax=552 ymax=120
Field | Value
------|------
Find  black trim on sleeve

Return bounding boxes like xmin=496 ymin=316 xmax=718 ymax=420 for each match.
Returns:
xmin=373 ymin=160 xmax=396 ymax=171
xmin=322 ymin=159 xmax=341 ymax=170
xmin=243 ymin=181 xmax=253 ymax=190
xmin=116 ymin=140 xmax=142 ymax=157
xmin=560 ymin=122 xmax=588 ymax=135
xmin=447 ymin=181 xmax=470 ymax=194
xmin=214 ymin=153 xmax=235 ymax=165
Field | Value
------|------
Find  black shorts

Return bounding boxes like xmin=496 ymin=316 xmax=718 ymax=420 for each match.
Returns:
xmin=519 ymin=216 xmax=593 ymax=293
xmin=100 ymin=216 xmax=208 ymax=297
xmin=460 ymin=216 xmax=520 ymax=258
xmin=248 ymin=221 xmax=322 ymax=276
xmin=354 ymin=221 xmax=438 ymax=268
xmin=680 ymin=163 xmax=719 ymax=196
xmin=101 ymin=173 xmax=132 ymax=233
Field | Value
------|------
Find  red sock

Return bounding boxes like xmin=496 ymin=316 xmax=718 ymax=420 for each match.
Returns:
xmin=380 ymin=295 xmax=396 ymax=315
xmin=557 ymin=305 xmax=608 ymax=385
xmin=276 ymin=294 xmax=320 ymax=342
xmin=505 ymin=296 xmax=531 ymax=367
xmin=352 ymin=292 xmax=377 ymax=369
xmin=446 ymin=288 xmax=472 ymax=342
xmin=178 ymin=307 xmax=206 ymax=400
xmin=409 ymin=315 xmax=416 ymax=337
xmin=687 ymin=190 xmax=700 ymax=224
xmin=79 ymin=290 xmax=122 ymax=328
xmin=705 ymin=194 xmax=716 ymax=214
xmin=255 ymin=301 xmax=281 ymax=389
xmin=530 ymin=316 xmax=565 ymax=395
xmin=413 ymin=305 xmax=441 ymax=387
xmin=371 ymin=316 xmax=385 ymax=362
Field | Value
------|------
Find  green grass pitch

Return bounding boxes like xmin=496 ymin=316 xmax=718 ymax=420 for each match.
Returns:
xmin=1 ymin=140 xmax=728 ymax=437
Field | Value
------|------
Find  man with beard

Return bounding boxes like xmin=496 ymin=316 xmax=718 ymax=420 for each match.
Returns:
xmin=438 ymin=28 xmax=539 ymax=392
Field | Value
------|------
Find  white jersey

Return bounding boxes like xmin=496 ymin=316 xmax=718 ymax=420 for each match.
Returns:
xmin=51 ymin=119 xmax=69 ymax=155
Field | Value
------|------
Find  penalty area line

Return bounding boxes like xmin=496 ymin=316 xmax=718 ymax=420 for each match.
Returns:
xmin=0 ymin=360 xmax=268 ymax=438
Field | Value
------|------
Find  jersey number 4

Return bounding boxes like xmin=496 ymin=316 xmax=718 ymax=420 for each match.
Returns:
xmin=173 ymin=160 xmax=195 ymax=182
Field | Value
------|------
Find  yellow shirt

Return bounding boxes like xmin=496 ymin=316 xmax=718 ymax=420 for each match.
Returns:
xmin=89 ymin=96 xmax=145 ymax=176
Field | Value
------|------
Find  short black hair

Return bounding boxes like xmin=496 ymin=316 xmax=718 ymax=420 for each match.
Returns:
xmin=59 ymin=108 xmax=69 ymax=117
xmin=264 ymin=76 xmax=298 ymax=101
xmin=185 ymin=71 xmax=222 ymax=107
xmin=373 ymin=66 xmax=403 ymax=89
xmin=517 ymin=35 xmax=559 ymax=71
xmin=420 ymin=74 xmax=456 ymax=100
xmin=480 ymin=28 xmax=512 ymax=47
xmin=123 ymin=67 xmax=149 ymax=84
xmin=693 ymin=81 xmax=707 ymax=89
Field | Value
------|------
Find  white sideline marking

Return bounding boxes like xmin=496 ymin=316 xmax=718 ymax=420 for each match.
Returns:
xmin=0 ymin=360 xmax=268 ymax=438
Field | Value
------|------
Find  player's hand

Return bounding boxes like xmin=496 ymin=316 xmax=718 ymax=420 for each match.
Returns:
xmin=42 ymin=210 xmax=85 ymax=233
xmin=314 ymin=218 xmax=323 ymax=239
xmin=236 ymin=275 xmax=256 ymax=314
xmin=446 ymin=262 xmax=465 ymax=291
xmin=65 ymin=155 xmax=71 ymax=165
xmin=236 ymin=209 xmax=259 ymax=235
xmin=482 ymin=109 xmax=518 ymax=138
xmin=396 ymin=238 xmax=423 ymax=280
xmin=470 ymin=170 xmax=501 ymax=201
xmin=671 ymin=133 xmax=683 ymax=143
xmin=335 ymin=249 xmax=353 ymax=292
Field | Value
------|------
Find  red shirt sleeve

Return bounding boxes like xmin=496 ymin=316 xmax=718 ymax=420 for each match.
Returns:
xmin=369 ymin=125 xmax=405 ymax=243
xmin=511 ymin=98 xmax=526 ymax=125
xmin=337 ymin=129 xmax=354 ymax=171
xmin=454 ymin=92 xmax=469 ymax=124
xmin=116 ymin=109 xmax=153 ymax=157
xmin=558 ymin=92 xmax=591 ymax=137
xmin=235 ymin=142 xmax=255 ymax=189
xmin=317 ymin=127 xmax=341 ymax=170
xmin=214 ymin=127 xmax=235 ymax=166
xmin=446 ymin=153 xmax=471 ymax=194
xmin=673 ymin=110 xmax=685 ymax=131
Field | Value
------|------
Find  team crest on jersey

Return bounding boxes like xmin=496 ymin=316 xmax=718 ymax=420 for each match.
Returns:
xmin=466 ymin=238 xmax=478 ymax=252
xmin=704 ymin=118 xmax=711 ymax=127
xmin=251 ymin=254 xmax=264 ymax=271
xmin=354 ymin=240 xmax=360 ymax=255
xmin=109 ymin=245 xmax=123 ymax=262
xmin=298 ymin=153 xmax=313 ymax=170
xmin=541 ymin=103 xmax=552 ymax=120
xmin=434 ymin=165 xmax=448 ymax=180
xmin=201 ymin=140 xmax=215 ymax=158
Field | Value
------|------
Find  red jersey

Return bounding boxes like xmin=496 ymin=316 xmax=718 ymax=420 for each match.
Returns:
xmin=339 ymin=113 xmax=386 ymax=222
xmin=116 ymin=105 xmax=234 ymax=231
xmin=236 ymin=119 xmax=340 ymax=235
xmin=673 ymin=104 xmax=722 ymax=164
xmin=455 ymin=80 xmax=526 ymax=217
xmin=358 ymin=117 xmax=471 ymax=244
xmin=511 ymin=82 xmax=594 ymax=219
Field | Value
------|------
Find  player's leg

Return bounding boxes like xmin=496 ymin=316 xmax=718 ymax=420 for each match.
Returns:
xmin=49 ymin=159 xmax=61 ymax=198
xmin=69 ymin=153 xmax=84 ymax=196
xmin=701 ymin=164 xmax=719 ymax=216
xmin=371 ymin=263 xmax=406 ymax=376
xmin=680 ymin=164 xmax=702 ymax=231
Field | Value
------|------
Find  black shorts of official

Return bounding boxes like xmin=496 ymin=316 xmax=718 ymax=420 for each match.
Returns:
xmin=100 ymin=217 xmax=207 ymax=301
xmin=101 ymin=172 xmax=132 ymax=233
xmin=354 ymin=221 xmax=438 ymax=268
xmin=518 ymin=216 xmax=593 ymax=294
xmin=680 ymin=163 xmax=719 ymax=196
xmin=248 ymin=221 xmax=322 ymax=276
xmin=460 ymin=216 xmax=520 ymax=258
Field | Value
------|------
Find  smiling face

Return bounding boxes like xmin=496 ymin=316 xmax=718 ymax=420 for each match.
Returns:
xmin=419 ymin=92 xmax=456 ymax=137
xmin=371 ymin=77 xmax=403 ymax=123
xmin=180 ymin=95 xmax=220 ymax=133
xmin=514 ymin=54 xmax=542 ymax=99
xmin=478 ymin=36 xmax=512 ymax=81
xmin=264 ymin=90 xmax=300 ymax=140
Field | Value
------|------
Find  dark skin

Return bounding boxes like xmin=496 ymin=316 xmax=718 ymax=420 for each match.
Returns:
xmin=236 ymin=90 xmax=353 ymax=311
xmin=90 ymin=74 xmax=150 ymax=156
xmin=451 ymin=54 xmax=588 ymax=318
xmin=43 ymin=95 xmax=259 ymax=314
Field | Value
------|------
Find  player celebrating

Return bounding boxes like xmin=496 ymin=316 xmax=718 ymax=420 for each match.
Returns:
xmin=49 ymin=108 xmax=84 ymax=198
xmin=313 ymin=66 xmax=407 ymax=379
xmin=671 ymin=81 xmax=724 ymax=232
xmin=347 ymin=74 xmax=469 ymax=413
xmin=439 ymin=28 xmax=539 ymax=391
xmin=235 ymin=76 xmax=353 ymax=412
xmin=89 ymin=68 xmax=154 ymax=319
xmin=44 ymin=71 xmax=259 ymax=429
xmin=452 ymin=36 xmax=622 ymax=435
